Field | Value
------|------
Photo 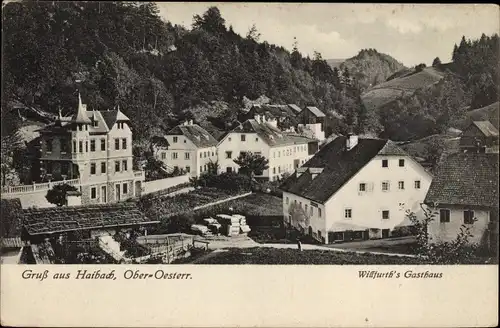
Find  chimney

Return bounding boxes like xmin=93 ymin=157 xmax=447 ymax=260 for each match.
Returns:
xmin=346 ymin=133 xmax=358 ymax=151
xmin=189 ymin=120 xmax=193 ymax=125
xmin=255 ymin=114 xmax=261 ymax=123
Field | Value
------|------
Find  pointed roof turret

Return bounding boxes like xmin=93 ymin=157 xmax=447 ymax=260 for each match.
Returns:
xmin=73 ymin=93 xmax=91 ymax=124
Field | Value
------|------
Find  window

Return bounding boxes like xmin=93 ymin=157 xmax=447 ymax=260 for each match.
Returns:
xmin=414 ymin=180 xmax=421 ymax=189
xmin=439 ymin=209 xmax=450 ymax=223
xmin=273 ymin=167 xmax=276 ymax=174
xmin=92 ymin=120 xmax=98 ymax=127
xmin=225 ymin=151 xmax=232 ymax=159
xmin=161 ymin=152 xmax=166 ymax=160
xmin=318 ymin=208 xmax=322 ymax=218
xmin=115 ymin=139 xmax=120 ymax=150
xmin=398 ymin=181 xmax=405 ymax=190
xmin=46 ymin=162 xmax=53 ymax=174
xmin=200 ymin=166 xmax=203 ymax=172
xmin=204 ymin=164 xmax=207 ymax=172
xmin=61 ymin=140 xmax=68 ymax=153
xmin=46 ymin=139 xmax=53 ymax=152
xmin=185 ymin=152 xmax=190 ymax=160
xmin=226 ymin=167 xmax=232 ymax=173
xmin=344 ymin=208 xmax=352 ymax=219
xmin=204 ymin=152 xmax=207 ymax=158
xmin=278 ymin=167 xmax=281 ymax=173
xmin=186 ymin=166 xmax=191 ymax=173
xmin=184 ymin=139 xmax=187 ymax=143
xmin=382 ymin=159 xmax=388 ymax=167
xmin=101 ymin=138 xmax=106 ymax=151
xmin=101 ymin=162 xmax=106 ymax=174
xmin=211 ymin=151 xmax=215 ymax=156
xmin=382 ymin=210 xmax=390 ymax=220
xmin=91 ymin=187 xmax=97 ymax=199
xmin=90 ymin=139 xmax=96 ymax=152
xmin=310 ymin=207 xmax=313 ymax=216
xmin=399 ymin=159 xmax=405 ymax=167
xmin=305 ymin=204 xmax=308 ymax=212
xmin=464 ymin=210 xmax=475 ymax=224
xmin=228 ymin=137 xmax=232 ymax=142
xmin=85 ymin=141 xmax=88 ymax=152
xmin=200 ymin=153 xmax=203 ymax=158
xmin=382 ymin=181 xmax=390 ymax=191
xmin=73 ymin=140 xmax=77 ymax=152
xmin=172 ymin=152 xmax=178 ymax=160
xmin=299 ymin=201 xmax=302 ymax=208
xmin=285 ymin=197 xmax=289 ymax=205
xmin=79 ymin=141 xmax=83 ymax=153
xmin=173 ymin=136 xmax=178 ymax=143
xmin=241 ymin=134 xmax=246 ymax=141
xmin=90 ymin=163 xmax=96 ymax=175
xmin=122 ymin=160 xmax=128 ymax=171
xmin=255 ymin=137 xmax=259 ymax=142
xmin=115 ymin=161 xmax=120 ymax=173
xmin=122 ymin=183 xmax=128 ymax=195
xmin=359 ymin=183 xmax=366 ymax=192
xmin=122 ymin=138 xmax=127 ymax=150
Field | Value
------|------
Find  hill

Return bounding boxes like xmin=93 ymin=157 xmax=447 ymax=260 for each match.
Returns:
xmin=362 ymin=66 xmax=445 ymax=112
xmin=339 ymin=49 xmax=405 ymax=92
xmin=2 ymin=2 xmax=363 ymax=143
xmin=325 ymin=59 xmax=345 ymax=69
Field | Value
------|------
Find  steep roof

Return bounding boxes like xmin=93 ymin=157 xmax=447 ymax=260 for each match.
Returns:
xmin=23 ymin=202 xmax=158 ymax=236
xmin=288 ymin=104 xmax=303 ymax=114
xmin=74 ymin=93 xmax=91 ymax=123
xmin=166 ymin=124 xmax=218 ymax=148
xmin=424 ymin=152 xmax=499 ymax=208
xmin=306 ymin=106 xmax=326 ymax=117
xmin=280 ymin=137 xmax=411 ymax=203
xmin=231 ymin=119 xmax=314 ymax=147
xmin=469 ymin=121 xmax=499 ymax=137
xmin=100 ymin=108 xmax=130 ymax=129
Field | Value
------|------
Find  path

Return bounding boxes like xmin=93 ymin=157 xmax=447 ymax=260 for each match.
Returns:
xmin=198 ymin=235 xmax=420 ymax=258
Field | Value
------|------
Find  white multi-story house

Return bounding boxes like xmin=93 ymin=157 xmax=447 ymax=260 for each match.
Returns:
xmin=424 ymin=152 xmax=498 ymax=250
xmin=37 ymin=94 xmax=145 ymax=204
xmin=157 ymin=121 xmax=218 ymax=178
xmin=280 ymin=134 xmax=433 ymax=243
xmin=217 ymin=115 xmax=317 ymax=181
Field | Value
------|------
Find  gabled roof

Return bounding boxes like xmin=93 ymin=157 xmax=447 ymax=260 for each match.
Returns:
xmin=280 ymin=137 xmax=412 ymax=203
xmin=424 ymin=152 xmax=499 ymax=208
xmin=101 ymin=108 xmax=130 ymax=129
xmin=306 ymin=106 xmax=326 ymax=118
xmin=231 ymin=119 xmax=314 ymax=147
xmin=166 ymin=124 xmax=218 ymax=148
xmin=468 ymin=121 xmax=499 ymax=137
xmin=288 ymin=104 xmax=303 ymax=114
xmin=23 ymin=202 xmax=158 ymax=236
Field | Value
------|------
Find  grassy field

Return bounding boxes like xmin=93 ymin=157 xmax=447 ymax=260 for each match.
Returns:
xmin=223 ymin=193 xmax=283 ymax=217
xmin=193 ymin=247 xmax=429 ymax=264
xmin=362 ymin=67 xmax=445 ymax=111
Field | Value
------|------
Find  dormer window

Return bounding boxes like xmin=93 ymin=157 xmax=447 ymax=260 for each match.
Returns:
xmin=173 ymin=137 xmax=178 ymax=143
xmin=92 ymin=120 xmax=98 ymax=127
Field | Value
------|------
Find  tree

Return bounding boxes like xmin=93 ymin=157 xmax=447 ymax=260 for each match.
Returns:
xmin=246 ymin=24 xmax=260 ymax=42
xmin=192 ymin=6 xmax=226 ymax=34
xmin=415 ymin=63 xmax=426 ymax=72
xmin=432 ymin=57 xmax=442 ymax=67
xmin=233 ymin=152 xmax=269 ymax=177
xmin=45 ymin=183 xmax=79 ymax=207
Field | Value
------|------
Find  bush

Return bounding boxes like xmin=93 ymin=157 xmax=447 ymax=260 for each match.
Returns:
xmin=192 ymin=172 xmax=253 ymax=192
xmin=391 ymin=225 xmax=417 ymax=238
xmin=45 ymin=183 xmax=79 ymax=207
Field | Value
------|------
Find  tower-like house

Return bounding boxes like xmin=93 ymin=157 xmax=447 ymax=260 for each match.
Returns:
xmin=37 ymin=94 xmax=145 ymax=204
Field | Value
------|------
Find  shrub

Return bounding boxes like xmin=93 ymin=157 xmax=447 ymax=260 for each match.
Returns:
xmin=45 ymin=183 xmax=79 ymax=207
xmin=192 ymin=172 xmax=253 ymax=192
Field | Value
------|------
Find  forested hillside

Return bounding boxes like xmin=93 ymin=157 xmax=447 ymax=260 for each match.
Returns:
xmin=2 ymin=2 xmax=365 ymax=142
xmin=340 ymin=49 xmax=405 ymax=92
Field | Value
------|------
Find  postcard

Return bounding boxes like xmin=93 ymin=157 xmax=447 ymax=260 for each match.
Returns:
xmin=1 ymin=2 xmax=498 ymax=327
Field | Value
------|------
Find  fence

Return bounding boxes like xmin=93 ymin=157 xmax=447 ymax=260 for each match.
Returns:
xmin=142 ymin=175 xmax=191 ymax=196
xmin=1 ymin=237 xmax=24 ymax=248
xmin=2 ymin=178 xmax=80 ymax=194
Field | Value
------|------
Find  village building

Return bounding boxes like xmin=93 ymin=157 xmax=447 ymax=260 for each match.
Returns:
xmin=36 ymin=94 xmax=145 ymax=205
xmin=239 ymin=104 xmax=299 ymax=131
xmin=424 ymin=152 xmax=499 ymax=251
xmin=296 ymin=106 xmax=326 ymax=141
xmin=19 ymin=202 xmax=159 ymax=264
xmin=459 ymin=120 xmax=499 ymax=153
xmin=280 ymin=135 xmax=433 ymax=243
xmin=157 ymin=121 xmax=218 ymax=177
xmin=217 ymin=116 xmax=318 ymax=181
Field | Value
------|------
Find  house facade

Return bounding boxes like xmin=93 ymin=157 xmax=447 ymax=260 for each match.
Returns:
xmin=217 ymin=116 xmax=317 ymax=181
xmin=157 ymin=121 xmax=218 ymax=178
xmin=424 ymin=152 xmax=499 ymax=250
xmin=280 ymin=135 xmax=433 ymax=243
xmin=37 ymin=94 xmax=145 ymax=205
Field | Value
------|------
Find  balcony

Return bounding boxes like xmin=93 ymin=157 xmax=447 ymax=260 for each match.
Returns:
xmin=2 ymin=178 xmax=81 ymax=195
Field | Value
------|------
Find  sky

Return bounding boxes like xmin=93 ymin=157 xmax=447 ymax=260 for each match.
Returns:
xmin=157 ymin=3 xmax=499 ymax=67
